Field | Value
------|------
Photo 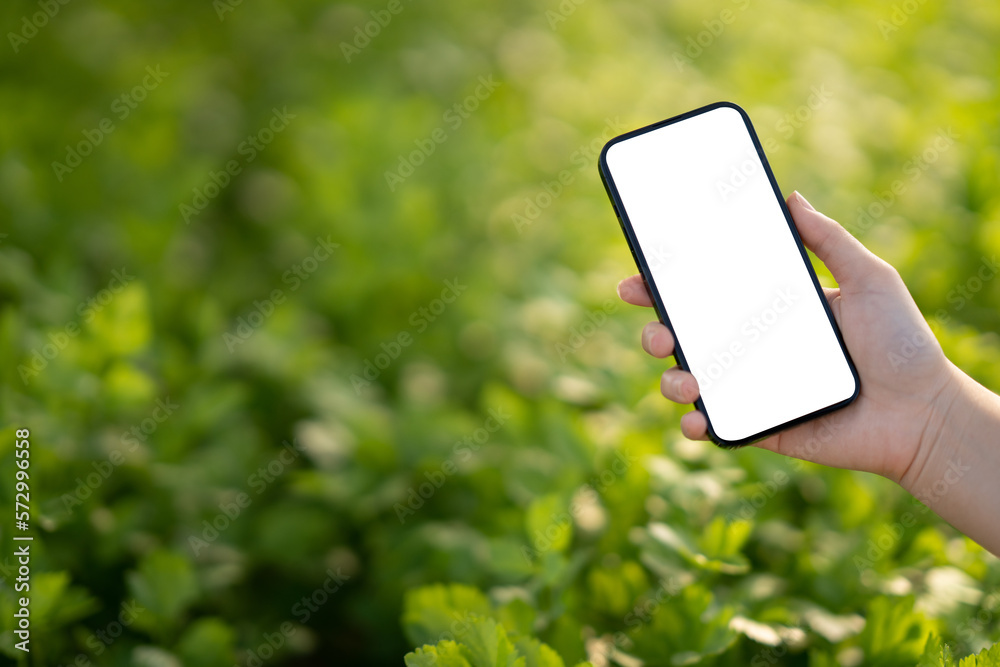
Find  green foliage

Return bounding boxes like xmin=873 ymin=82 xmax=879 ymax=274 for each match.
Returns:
xmin=961 ymin=643 xmax=1000 ymax=667
xmin=920 ymin=635 xmax=1000 ymax=667
xmin=126 ymin=550 xmax=200 ymax=638
xmin=921 ymin=636 xmax=958 ymax=667
xmin=858 ymin=596 xmax=937 ymax=666
xmin=403 ymin=584 xmax=494 ymax=647
xmin=403 ymin=585 xmax=588 ymax=667
xmin=2 ymin=0 xmax=1000 ymax=664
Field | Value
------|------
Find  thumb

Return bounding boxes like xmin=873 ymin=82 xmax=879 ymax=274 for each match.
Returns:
xmin=787 ymin=191 xmax=876 ymax=288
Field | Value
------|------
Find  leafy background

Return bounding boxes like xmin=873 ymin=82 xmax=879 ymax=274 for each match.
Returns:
xmin=1 ymin=0 xmax=999 ymax=665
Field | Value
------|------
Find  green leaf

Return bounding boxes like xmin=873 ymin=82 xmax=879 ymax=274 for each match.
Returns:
xmin=526 ymin=494 xmax=573 ymax=556
xmin=959 ymin=640 xmax=1000 ymax=667
xmin=496 ymin=598 xmax=536 ymax=637
xmin=24 ymin=571 xmax=70 ymax=629
xmin=126 ymin=550 xmax=199 ymax=635
xmin=404 ymin=617 xmax=526 ymax=667
xmin=627 ymin=583 xmax=739 ymax=665
xmin=176 ymin=617 xmax=235 ymax=667
xmin=405 ymin=641 xmax=474 ymax=667
xmin=857 ymin=596 xmax=935 ymax=666
xmin=131 ymin=645 xmax=183 ymax=667
xmin=586 ymin=559 xmax=649 ymax=616
xmin=460 ymin=617 xmax=524 ymax=667
xmin=515 ymin=637 xmax=565 ymax=667
xmin=698 ymin=516 xmax=753 ymax=559
xmin=403 ymin=584 xmax=494 ymax=647
xmin=918 ymin=636 xmax=956 ymax=667
xmin=647 ymin=521 xmax=750 ymax=574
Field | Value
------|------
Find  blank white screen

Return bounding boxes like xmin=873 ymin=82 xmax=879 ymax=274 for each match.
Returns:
xmin=604 ymin=105 xmax=856 ymax=443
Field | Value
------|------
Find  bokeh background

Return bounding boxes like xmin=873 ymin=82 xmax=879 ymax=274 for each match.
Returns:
xmin=2 ymin=0 xmax=1000 ymax=665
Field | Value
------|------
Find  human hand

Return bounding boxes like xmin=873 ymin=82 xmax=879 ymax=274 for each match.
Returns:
xmin=616 ymin=191 xmax=959 ymax=485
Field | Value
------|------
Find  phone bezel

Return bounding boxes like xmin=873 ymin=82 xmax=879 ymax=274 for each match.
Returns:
xmin=598 ymin=100 xmax=860 ymax=447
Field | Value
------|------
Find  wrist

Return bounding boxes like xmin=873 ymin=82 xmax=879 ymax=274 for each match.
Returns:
xmin=896 ymin=360 xmax=969 ymax=496
xmin=895 ymin=362 xmax=1000 ymax=555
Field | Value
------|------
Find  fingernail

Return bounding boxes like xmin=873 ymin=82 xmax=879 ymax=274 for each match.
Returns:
xmin=794 ymin=191 xmax=815 ymax=211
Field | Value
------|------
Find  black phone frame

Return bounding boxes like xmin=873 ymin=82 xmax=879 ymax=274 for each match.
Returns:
xmin=598 ymin=100 xmax=860 ymax=448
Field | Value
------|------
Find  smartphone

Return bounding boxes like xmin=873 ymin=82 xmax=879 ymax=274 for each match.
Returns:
xmin=598 ymin=101 xmax=859 ymax=447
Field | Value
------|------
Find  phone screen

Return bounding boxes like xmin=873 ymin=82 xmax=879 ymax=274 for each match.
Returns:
xmin=600 ymin=102 xmax=858 ymax=446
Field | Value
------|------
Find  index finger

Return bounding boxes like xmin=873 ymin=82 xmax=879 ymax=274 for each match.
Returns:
xmin=617 ymin=274 xmax=654 ymax=307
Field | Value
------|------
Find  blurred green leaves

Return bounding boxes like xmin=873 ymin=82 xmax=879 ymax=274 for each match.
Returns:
xmin=1 ymin=0 xmax=999 ymax=664
xmin=126 ymin=550 xmax=199 ymax=638
xmin=402 ymin=583 xmax=589 ymax=667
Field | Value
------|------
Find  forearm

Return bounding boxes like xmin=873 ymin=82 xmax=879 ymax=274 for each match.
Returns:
xmin=901 ymin=362 xmax=1000 ymax=556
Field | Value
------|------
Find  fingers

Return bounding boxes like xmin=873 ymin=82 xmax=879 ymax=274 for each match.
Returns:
xmin=617 ymin=275 xmax=654 ymax=307
xmin=786 ymin=191 xmax=876 ymax=289
xmin=639 ymin=314 xmax=704 ymax=440
xmin=660 ymin=366 xmax=699 ymax=403
xmin=680 ymin=410 xmax=709 ymax=440
xmin=641 ymin=322 xmax=674 ymax=358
